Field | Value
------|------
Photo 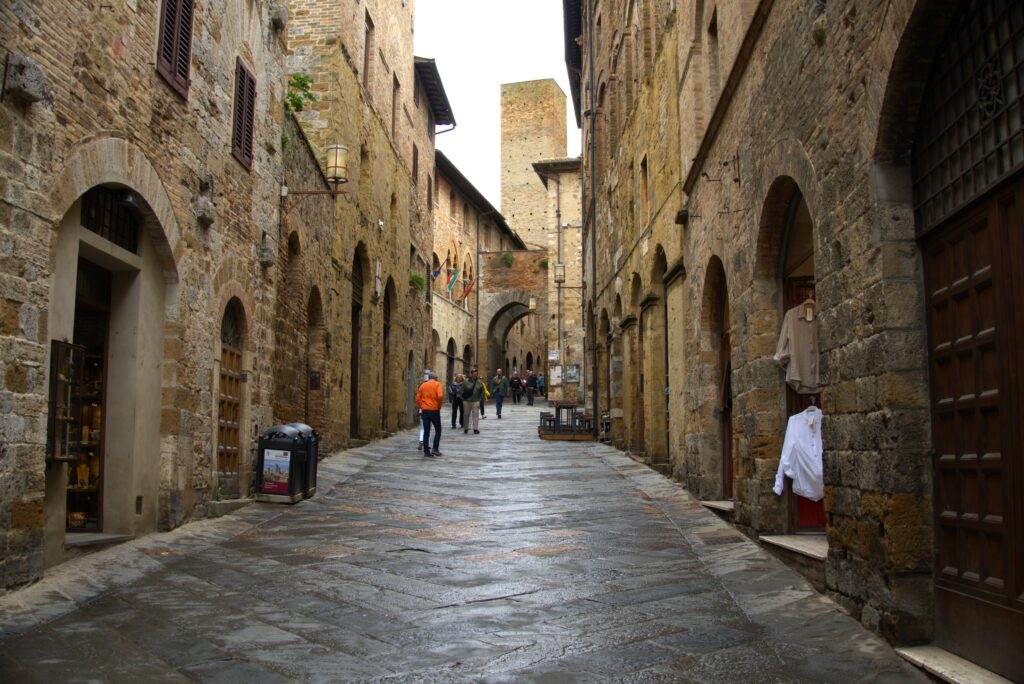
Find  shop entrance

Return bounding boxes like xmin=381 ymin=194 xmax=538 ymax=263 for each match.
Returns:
xmin=780 ymin=192 xmax=824 ymax=531
xmin=66 ymin=259 xmax=111 ymax=532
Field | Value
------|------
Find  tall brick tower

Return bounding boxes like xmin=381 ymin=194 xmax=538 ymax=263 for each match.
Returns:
xmin=500 ymin=80 xmax=567 ymax=248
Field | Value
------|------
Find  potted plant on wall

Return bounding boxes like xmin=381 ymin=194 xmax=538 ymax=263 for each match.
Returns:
xmin=409 ymin=271 xmax=426 ymax=293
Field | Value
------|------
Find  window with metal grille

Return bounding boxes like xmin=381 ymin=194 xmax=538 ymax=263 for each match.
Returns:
xmin=913 ymin=0 xmax=1024 ymax=233
xmin=156 ymin=0 xmax=194 ymax=98
xmin=232 ymin=58 xmax=257 ymax=169
xmin=80 ymin=187 xmax=140 ymax=254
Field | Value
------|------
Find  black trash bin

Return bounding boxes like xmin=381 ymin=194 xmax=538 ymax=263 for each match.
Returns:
xmin=254 ymin=425 xmax=306 ymax=504
xmin=286 ymin=422 xmax=319 ymax=499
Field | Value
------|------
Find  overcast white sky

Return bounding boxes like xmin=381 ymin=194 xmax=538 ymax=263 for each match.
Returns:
xmin=414 ymin=0 xmax=582 ymax=210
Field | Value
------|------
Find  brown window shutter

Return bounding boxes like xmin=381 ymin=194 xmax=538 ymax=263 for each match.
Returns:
xmin=243 ymin=69 xmax=256 ymax=165
xmin=173 ymin=0 xmax=194 ymax=93
xmin=232 ymin=58 xmax=256 ymax=169
xmin=156 ymin=0 xmax=179 ymax=84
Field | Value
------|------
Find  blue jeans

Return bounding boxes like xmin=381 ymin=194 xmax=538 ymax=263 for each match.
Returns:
xmin=494 ymin=394 xmax=504 ymax=416
xmin=421 ymin=410 xmax=441 ymax=452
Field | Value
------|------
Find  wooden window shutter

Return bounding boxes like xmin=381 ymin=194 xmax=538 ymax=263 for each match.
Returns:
xmin=232 ymin=58 xmax=256 ymax=169
xmin=156 ymin=0 xmax=193 ymax=98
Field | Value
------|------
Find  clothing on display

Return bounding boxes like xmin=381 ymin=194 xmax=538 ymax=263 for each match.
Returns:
xmin=773 ymin=405 xmax=824 ymax=501
xmin=774 ymin=299 xmax=820 ymax=394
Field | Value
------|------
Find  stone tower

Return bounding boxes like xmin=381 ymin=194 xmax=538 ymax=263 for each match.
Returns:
xmin=500 ymin=80 xmax=567 ymax=248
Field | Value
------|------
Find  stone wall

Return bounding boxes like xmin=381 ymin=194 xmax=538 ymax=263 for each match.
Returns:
xmin=573 ymin=0 xmax=947 ymax=649
xmin=0 ymin=0 xmax=289 ymax=589
xmin=287 ymin=0 xmax=436 ymax=442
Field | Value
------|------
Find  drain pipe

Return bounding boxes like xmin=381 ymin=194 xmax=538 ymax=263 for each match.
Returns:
xmin=586 ymin=0 xmax=599 ymax=436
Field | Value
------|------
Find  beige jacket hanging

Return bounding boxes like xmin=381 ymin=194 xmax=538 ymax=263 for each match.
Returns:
xmin=774 ymin=302 xmax=820 ymax=394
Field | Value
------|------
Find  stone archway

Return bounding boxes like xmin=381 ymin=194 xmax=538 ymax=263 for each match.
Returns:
xmin=479 ymin=288 xmax=538 ymax=378
xmin=42 ymin=137 xmax=185 ymax=565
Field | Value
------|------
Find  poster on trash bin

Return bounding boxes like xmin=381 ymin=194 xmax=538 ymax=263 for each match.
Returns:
xmin=260 ymin=449 xmax=291 ymax=494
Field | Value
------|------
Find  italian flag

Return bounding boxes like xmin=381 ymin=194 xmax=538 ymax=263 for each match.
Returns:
xmin=446 ymin=265 xmax=462 ymax=293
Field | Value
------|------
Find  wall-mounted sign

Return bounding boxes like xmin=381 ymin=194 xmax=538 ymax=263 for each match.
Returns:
xmin=565 ymin=364 xmax=581 ymax=383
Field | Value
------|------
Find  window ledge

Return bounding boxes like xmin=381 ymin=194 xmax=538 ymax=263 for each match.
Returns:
xmin=701 ymin=500 xmax=735 ymax=513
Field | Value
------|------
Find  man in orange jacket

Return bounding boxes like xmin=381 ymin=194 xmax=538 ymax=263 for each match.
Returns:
xmin=415 ymin=370 xmax=444 ymax=457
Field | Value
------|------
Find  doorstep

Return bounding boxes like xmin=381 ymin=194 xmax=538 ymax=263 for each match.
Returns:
xmin=896 ymin=646 xmax=1013 ymax=684
xmin=64 ymin=533 xmax=135 ymax=549
xmin=701 ymin=500 xmax=735 ymax=513
xmin=759 ymin=534 xmax=828 ymax=561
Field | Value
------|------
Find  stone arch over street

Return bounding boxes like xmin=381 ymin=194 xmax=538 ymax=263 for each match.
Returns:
xmin=480 ymin=288 xmax=539 ymax=378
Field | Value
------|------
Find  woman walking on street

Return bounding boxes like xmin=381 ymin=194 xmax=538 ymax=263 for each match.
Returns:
xmin=448 ymin=373 xmax=465 ymax=429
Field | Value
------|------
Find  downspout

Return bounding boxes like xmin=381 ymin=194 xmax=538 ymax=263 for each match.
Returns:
xmin=476 ymin=211 xmax=481 ymax=370
xmin=555 ymin=174 xmax=562 ymax=401
xmin=662 ymin=278 xmax=670 ymax=464
xmin=586 ymin=0 xmax=599 ymax=436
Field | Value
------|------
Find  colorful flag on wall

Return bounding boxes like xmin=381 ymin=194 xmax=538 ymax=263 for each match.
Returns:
xmin=446 ymin=265 xmax=462 ymax=292
xmin=431 ymin=256 xmax=448 ymax=281
xmin=460 ymin=278 xmax=476 ymax=300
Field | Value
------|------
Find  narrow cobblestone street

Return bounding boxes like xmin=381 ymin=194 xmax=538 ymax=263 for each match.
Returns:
xmin=0 ymin=404 xmax=926 ymax=683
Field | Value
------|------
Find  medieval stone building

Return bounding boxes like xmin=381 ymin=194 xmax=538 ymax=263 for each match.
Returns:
xmin=0 ymin=0 xmax=293 ymax=586
xmin=283 ymin=0 xmax=453 ymax=442
xmin=0 ymin=0 xmax=448 ymax=593
xmin=565 ymin=0 xmax=1023 ymax=678
xmin=429 ymin=150 xmax=527 ymax=384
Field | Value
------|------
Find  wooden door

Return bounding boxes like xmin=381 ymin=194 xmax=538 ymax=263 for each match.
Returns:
xmin=923 ymin=177 xmax=1024 ymax=680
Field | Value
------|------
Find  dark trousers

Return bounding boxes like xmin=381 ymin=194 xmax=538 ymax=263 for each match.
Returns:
xmin=421 ymin=410 xmax=441 ymax=452
xmin=480 ymin=396 xmax=486 ymax=415
xmin=527 ymin=388 xmax=535 ymax=405
xmin=512 ymin=390 xmax=521 ymax=404
xmin=494 ymin=393 xmax=504 ymax=416
xmin=451 ymin=399 xmax=464 ymax=428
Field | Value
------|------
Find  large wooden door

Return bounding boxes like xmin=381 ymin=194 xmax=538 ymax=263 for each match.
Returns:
xmin=923 ymin=177 xmax=1024 ymax=680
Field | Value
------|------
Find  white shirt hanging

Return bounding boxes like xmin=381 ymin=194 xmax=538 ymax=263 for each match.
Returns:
xmin=773 ymin=406 xmax=824 ymax=501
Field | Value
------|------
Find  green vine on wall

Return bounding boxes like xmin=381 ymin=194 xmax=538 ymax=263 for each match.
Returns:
xmin=502 ymin=252 xmax=514 ymax=267
xmin=409 ymin=271 xmax=427 ymax=292
xmin=285 ymin=73 xmax=317 ymax=113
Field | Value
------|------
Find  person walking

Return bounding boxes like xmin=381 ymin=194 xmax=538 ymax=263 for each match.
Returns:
xmin=537 ymin=373 xmax=546 ymax=400
xmin=448 ymin=373 xmax=465 ymax=429
xmin=510 ymin=371 xmax=522 ymax=405
xmin=525 ymin=369 xmax=538 ymax=406
xmin=415 ymin=370 xmax=443 ymax=457
xmin=479 ymin=377 xmax=488 ymax=419
xmin=461 ymin=368 xmax=485 ymax=434
xmin=491 ymin=368 xmax=509 ymax=418
xmin=417 ymin=368 xmax=430 ymax=449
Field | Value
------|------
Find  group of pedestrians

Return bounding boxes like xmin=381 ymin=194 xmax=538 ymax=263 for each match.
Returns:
xmin=415 ymin=366 xmax=544 ymax=456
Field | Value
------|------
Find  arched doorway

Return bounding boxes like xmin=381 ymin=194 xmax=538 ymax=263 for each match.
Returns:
xmin=218 ymin=299 xmax=246 ymax=498
xmin=700 ymin=257 xmax=732 ymax=500
xmin=627 ymin=274 xmax=645 ymax=454
xmin=525 ymin=351 xmax=533 ymax=373
xmin=648 ymin=249 xmax=669 ymax=464
xmin=780 ymin=189 xmax=823 ymax=530
xmin=906 ymin=1 xmax=1024 ymax=674
xmin=446 ymin=338 xmax=456 ymax=385
xmin=381 ymin=281 xmax=393 ymax=433
xmin=598 ymin=310 xmax=611 ymax=439
xmin=350 ymin=251 xmax=365 ymax=439
xmin=45 ymin=179 xmax=175 ymax=554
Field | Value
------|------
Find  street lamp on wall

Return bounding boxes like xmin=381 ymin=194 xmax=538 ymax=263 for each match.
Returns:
xmin=554 ymin=262 xmax=566 ymax=284
xmin=325 ymin=144 xmax=349 ymax=185
xmin=528 ymin=296 xmax=537 ymax=312
xmin=280 ymin=142 xmax=350 ymax=220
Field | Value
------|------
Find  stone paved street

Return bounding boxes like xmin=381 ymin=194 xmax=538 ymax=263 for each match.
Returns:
xmin=0 ymin=403 xmax=927 ymax=683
